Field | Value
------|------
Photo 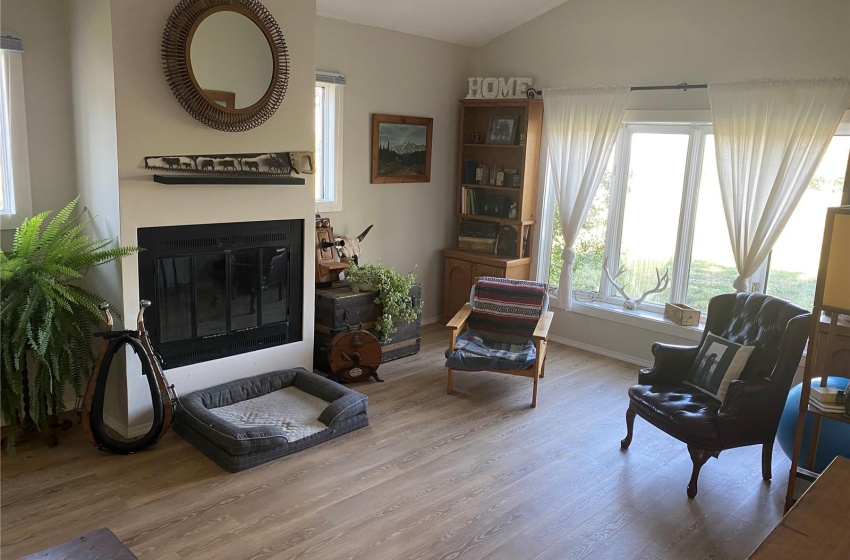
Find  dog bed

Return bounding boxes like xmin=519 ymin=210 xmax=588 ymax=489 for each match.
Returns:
xmin=174 ymin=368 xmax=368 ymax=472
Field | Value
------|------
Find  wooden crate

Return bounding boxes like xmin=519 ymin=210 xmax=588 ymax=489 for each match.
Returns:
xmin=664 ymin=303 xmax=701 ymax=326
xmin=314 ymin=284 xmax=422 ymax=373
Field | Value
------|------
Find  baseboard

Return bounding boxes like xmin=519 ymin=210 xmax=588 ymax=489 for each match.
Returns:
xmin=421 ymin=315 xmax=440 ymax=326
xmin=103 ymin=412 xmax=152 ymax=439
xmin=102 ymin=412 xmax=129 ymax=438
xmin=547 ymin=334 xmax=653 ymax=368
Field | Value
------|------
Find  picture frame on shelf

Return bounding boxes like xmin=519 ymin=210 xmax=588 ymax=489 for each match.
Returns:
xmin=371 ymin=114 xmax=433 ymax=183
xmin=486 ymin=115 xmax=519 ymax=145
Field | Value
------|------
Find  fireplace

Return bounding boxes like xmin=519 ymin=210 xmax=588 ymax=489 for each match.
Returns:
xmin=137 ymin=220 xmax=303 ymax=369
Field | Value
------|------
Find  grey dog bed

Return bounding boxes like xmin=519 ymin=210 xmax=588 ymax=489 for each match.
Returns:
xmin=174 ymin=368 xmax=368 ymax=472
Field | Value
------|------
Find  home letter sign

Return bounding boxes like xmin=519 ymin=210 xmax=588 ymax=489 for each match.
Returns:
xmin=467 ymin=77 xmax=533 ymax=99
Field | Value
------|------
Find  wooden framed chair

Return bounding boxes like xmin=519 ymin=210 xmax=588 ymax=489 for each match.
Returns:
xmin=445 ymin=277 xmax=554 ymax=408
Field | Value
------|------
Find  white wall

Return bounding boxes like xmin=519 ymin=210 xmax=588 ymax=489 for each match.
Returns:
xmin=315 ymin=17 xmax=473 ymax=323
xmin=474 ymin=0 xmax=850 ymax=362
xmin=110 ymin=0 xmax=317 ymax=431
xmin=68 ymin=0 xmax=127 ymax=426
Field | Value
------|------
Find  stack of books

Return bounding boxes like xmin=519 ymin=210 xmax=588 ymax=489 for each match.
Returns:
xmin=808 ymin=385 xmax=847 ymax=414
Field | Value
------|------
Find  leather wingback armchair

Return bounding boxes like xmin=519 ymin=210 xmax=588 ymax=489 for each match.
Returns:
xmin=621 ymin=293 xmax=810 ymax=498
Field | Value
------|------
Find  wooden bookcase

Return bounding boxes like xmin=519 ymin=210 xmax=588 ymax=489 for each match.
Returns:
xmin=441 ymin=98 xmax=543 ymax=322
xmin=783 ymin=205 xmax=850 ymax=511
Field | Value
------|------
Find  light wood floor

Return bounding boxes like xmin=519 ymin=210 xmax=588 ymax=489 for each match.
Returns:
xmin=1 ymin=325 xmax=789 ymax=559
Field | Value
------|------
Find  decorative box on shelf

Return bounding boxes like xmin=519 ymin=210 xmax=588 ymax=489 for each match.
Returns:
xmin=458 ymin=220 xmax=498 ymax=253
xmin=458 ymin=236 xmax=497 ymax=253
xmin=664 ymin=303 xmax=701 ymax=326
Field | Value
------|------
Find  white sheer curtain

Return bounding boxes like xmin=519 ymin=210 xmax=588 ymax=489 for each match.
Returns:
xmin=709 ymin=78 xmax=849 ymax=292
xmin=543 ymin=85 xmax=630 ymax=309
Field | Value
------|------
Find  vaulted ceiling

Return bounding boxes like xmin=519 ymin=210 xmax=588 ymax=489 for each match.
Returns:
xmin=316 ymin=0 xmax=571 ymax=47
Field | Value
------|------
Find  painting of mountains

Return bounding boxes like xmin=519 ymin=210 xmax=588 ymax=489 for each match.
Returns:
xmin=371 ymin=114 xmax=433 ymax=183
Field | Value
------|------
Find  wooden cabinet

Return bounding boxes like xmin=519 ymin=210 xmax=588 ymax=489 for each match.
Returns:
xmin=441 ymin=249 xmax=531 ymax=322
xmin=442 ymin=98 xmax=543 ymax=322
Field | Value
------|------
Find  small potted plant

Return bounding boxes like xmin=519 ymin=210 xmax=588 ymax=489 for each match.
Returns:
xmin=344 ymin=262 xmax=422 ymax=341
xmin=1 ymin=198 xmax=138 ymax=447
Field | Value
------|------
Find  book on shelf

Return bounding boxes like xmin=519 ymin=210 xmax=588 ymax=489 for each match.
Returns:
xmin=810 ymin=385 xmax=845 ymax=405
xmin=808 ymin=396 xmax=845 ymax=414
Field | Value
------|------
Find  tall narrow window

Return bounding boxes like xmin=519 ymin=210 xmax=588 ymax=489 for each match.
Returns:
xmin=315 ymin=71 xmax=344 ymax=212
xmin=0 ymin=35 xmax=32 ymax=229
xmin=614 ymin=128 xmax=690 ymax=306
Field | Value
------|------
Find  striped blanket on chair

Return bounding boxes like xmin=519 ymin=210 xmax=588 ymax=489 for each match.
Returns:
xmin=467 ymin=277 xmax=548 ymax=342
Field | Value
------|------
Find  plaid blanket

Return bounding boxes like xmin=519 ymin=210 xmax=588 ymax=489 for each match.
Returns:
xmin=446 ymin=332 xmax=536 ymax=371
xmin=468 ymin=277 xmax=548 ymax=341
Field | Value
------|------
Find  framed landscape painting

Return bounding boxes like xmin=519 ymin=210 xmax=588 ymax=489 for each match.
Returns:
xmin=371 ymin=114 xmax=433 ymax=183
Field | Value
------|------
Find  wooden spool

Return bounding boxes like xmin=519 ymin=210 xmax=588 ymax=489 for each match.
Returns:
xmin=328 ymin=330 xmax=383 ymax=383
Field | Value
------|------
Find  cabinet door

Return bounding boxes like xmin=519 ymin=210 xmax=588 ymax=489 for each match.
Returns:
xmin=472 ymin=263 xmax=506 ymax=281
xmin=443 ymin=257 xmax=473 ymax=321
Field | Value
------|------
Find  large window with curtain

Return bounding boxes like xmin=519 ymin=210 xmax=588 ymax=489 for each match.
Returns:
xmin=543 ymin=123 xmax=848 ymax=314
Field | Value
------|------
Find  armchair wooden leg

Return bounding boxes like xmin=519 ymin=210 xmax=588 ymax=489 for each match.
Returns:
xmin=531 ymin=370 xmax=539 ymax=408
xmin=620 ymin=407 xmax=636 ymax=449
xmin=539 ymin=343 xmax=547 ymax=378
xmin=447 ymin=368 xmax=453 ymax=395
xmin=762 ymin=440 xmax=774 ymax=481
xmin=687 ymin=445 xmax=712 ymax=498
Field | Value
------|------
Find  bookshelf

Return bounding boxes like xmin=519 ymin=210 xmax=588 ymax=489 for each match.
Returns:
xmin=441 ymin=98 xmax=543 ymax=321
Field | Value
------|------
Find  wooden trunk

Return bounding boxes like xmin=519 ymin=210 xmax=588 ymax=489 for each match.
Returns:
xmin=314 ymin=284 xmax=422 ymax=373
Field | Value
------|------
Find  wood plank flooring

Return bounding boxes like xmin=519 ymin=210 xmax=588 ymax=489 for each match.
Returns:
xmin=1 ymin=325 xmax=788 ymax=559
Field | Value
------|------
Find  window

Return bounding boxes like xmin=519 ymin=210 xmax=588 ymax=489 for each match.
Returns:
xmin=542 ymin=121 xmax=848 ymax=316
xmin=0 ymin=37 xmax=32 ymax=229
xmin=764 ymin=136 xmax=850 ymax=308
xmin=315 ymin=71 xmax=344 ymax=212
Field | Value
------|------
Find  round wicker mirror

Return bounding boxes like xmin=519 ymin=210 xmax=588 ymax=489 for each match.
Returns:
xmin=162 ymin=0 xmax=290 ymax=132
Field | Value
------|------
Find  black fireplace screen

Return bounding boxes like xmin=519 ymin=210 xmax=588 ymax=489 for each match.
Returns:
xmin=138 ymin=220 xmax=303 ymax=369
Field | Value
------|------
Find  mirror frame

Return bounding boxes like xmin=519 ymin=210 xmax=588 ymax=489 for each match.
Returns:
xmin=162 ymin=0 xmax=290 ymax=132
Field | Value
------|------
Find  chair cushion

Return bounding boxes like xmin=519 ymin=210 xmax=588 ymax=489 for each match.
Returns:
xmin=684 ymin=333 xmax=754 ymax=401
xmin=445 ymin=331 xmax=536 ymax=371
xmin=628 ymin=384 xmax=722 ymax=448
xmin=468 ymin=277 xmax=548 ymax=343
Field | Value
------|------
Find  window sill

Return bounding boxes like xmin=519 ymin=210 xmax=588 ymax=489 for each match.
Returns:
xmin=316 ymin=199 xmax=342 ymax=213
xmin=560 ymin=299 xmax=704 ymax=342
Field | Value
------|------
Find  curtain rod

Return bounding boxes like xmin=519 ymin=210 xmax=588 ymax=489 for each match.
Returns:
xmin=527 ymin=82 xmax=707 ymax=98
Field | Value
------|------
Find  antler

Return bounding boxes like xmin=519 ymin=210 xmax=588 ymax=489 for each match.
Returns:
xmin=602 ymin=257 xmax=632 ymax=302
xmin=603 ymin=257 xmax=669 ymax=310
xmin=634 ymin=268 xmax=670 ymax=306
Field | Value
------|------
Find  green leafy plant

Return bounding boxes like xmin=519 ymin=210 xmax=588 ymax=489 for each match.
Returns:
xmin=345 ymin=262 xmax=422 ymax=341
xmin=1 ymin=198 xmax=138 ymax=444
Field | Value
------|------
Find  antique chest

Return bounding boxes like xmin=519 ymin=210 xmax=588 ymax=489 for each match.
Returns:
xmin=314 ymin=283 xmax=422 ymax=373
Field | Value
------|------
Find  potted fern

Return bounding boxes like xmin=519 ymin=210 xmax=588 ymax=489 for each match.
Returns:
xmin=345 ymin=262 xmax=422 ymax=342
xmin=0 ymin=198 xmax=137 ymax=446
